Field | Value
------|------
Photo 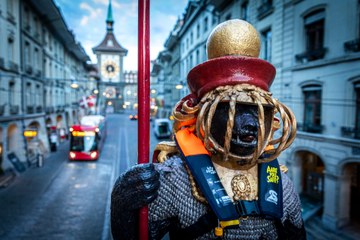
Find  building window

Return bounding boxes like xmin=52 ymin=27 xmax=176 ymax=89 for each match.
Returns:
xmin=257 ymin=0 xmax=273 ymax=20
xmin=212 ymin=15 xmax=217 ymax=25
xmin=36 ymin=84 xmax=41 ymax=106
xmin=225 ymin=14 xmax=232 ymax=21
xmin=190 ymin=31 xmax=193 ymax=45
xmin=7 ymin=37 xmax=14 ymax=61
xmin=260 ymin=28 xmax=272 ymax=61
xmin=296 ymin=9 xmax=327 ymax=62
xmin=305 ymin=10 xmax=325 ymax=55
xmin=203 ymin=44 xmax=207 ymax=62
xmin=302 ymin=85 xmax=322 ymax=133
xmin=190 ymin=54 xmax=193 ymax=69
xmin=34 ymin=48 xmax=39 ymax=69
xmin=24 ymin=41 xmax=30 ymax=65
xmin=24 ymin=8 xmax=30 ymax=30
xmin=355 ymin=82 xmax=360 ymax=139
xmin=26 ymin=82 xmax=32 ymax=105
xmin=196 ymin=49 xmax=200 ymax=65
xmin=7 ymin=0 xmax=14 ymax=16
xmin=9 ymin=81 xmax=15 ymax=104
xmin=196 ymin=24 xmax=200 ymax=38
xmin=241 ymin=1 xmax=249 ymax=21
xmin=204 ymin=17 xmax=208 ymax=33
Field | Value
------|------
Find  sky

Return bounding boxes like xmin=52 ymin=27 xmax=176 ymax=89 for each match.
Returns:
xmin=53 ymin=0 xmax=189 ymax=71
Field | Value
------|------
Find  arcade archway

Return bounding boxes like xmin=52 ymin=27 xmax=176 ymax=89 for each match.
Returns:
xmin=343 ymin=162 xmax=360 ymax=224
xmin=301 ymin=151 xmax=324 ymax=201
xmin=7 ymin=124 xmax=19 ymax=153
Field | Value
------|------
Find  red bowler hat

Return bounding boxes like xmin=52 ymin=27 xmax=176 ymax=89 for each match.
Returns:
xmin=186 ymin=19 xmax=276 ymax=99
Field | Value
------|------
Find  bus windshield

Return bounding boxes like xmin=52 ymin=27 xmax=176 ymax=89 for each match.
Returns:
xmin=70 ymin=134 xmax=97 ymax=152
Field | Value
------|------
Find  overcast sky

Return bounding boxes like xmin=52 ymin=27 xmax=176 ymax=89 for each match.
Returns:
xmin=53 ymin=0 xmax=189 ymax=71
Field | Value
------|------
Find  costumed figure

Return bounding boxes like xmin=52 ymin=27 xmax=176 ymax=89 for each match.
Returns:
xmin=111 ymin=19 xmax=306 ymax=240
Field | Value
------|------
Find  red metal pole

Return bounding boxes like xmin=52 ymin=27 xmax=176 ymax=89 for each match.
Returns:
xmin=138 ymin=0 xmax=150 ymax=239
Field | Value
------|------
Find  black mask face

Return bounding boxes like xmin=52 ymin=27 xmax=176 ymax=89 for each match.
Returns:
xmin=210 ymin=102 xmax=273 ymax=158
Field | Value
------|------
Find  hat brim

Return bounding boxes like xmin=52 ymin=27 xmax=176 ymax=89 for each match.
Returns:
xmin=187 ymin=56 xmax=276 ymax=98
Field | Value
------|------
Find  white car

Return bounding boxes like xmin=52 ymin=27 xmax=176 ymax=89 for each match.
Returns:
xmin=153 ymin=118 xmax=172 ymax=139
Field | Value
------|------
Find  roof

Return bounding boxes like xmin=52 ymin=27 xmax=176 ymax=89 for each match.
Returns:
xmin=92 ymin=32 xmax=128 ymax=54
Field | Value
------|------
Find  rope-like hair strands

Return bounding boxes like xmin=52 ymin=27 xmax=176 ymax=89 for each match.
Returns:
xmin=223 ymin=95 xmax=236 ymax=161
xmin=171 ymin=84 xmax=297 ymax=201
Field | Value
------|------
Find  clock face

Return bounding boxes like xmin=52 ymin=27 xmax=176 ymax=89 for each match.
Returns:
xmin=101 ymin=55 xmax=120 ymax=80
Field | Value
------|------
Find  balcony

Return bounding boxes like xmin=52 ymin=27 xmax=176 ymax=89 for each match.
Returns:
xmin=344 ymin=39 xmax=360 ymax=52
xmin=72 ymin=102 xmax=80 ymax=108
xmin=36 ymin=106 xmax=43 ymax=113
xmin=56 ymin=106 xmax=63 ymax=113
xmin=25 ymin=65 xmax=33 ymax=74
xmin=27 ymin=106 xmax=34 ymax=114
xmin=35 ymin=70 xmax=42 ymax=78
xmin=45 ymin=106 xmax=54 ymax=114
xmin=257 ymin=2 xmax=274 ymax=20
xmin=8 ymin=61 xmax=19 ymax=72
xmin=0 ymin=104 xmax=5 ymax=115
xmin=10 ymin=105 xmax=19 ymax=115
xmin=297 ymin=123 xmax=324 ymax=134
xmin=341 ymin=126 xmax=360 ymax=139
xmin=295 ymin=48 xmax=327 ymax=63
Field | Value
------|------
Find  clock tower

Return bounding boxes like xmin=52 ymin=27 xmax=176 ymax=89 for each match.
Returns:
xmin=92 ymin=0 xmax=127 ymax=112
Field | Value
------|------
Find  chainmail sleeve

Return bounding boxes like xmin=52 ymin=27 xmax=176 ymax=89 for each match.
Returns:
xmin=148 ymin=156 xmax=209 ymax=239
xmin=281 ymin=172 xmax=304 ymax=228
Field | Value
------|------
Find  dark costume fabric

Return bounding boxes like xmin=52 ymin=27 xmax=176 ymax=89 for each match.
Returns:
xmin=148 ymin=156 xmax=304 ymax=240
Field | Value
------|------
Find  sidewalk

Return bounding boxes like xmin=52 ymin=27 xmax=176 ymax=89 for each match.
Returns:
xmin=0 ymin=169 xmax=16 ymax=188
xmin=0 ymin=141 xmax=69 ymax=189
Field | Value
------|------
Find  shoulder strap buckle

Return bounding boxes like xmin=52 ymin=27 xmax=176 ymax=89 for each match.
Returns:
xmin=235 ymin=200 xmax=260 ymax=217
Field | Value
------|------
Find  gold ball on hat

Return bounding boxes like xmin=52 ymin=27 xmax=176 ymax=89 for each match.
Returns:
xmin=206 ymin=19 xmax=261 ymax=59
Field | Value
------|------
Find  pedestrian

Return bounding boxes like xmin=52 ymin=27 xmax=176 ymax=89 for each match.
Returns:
xmin=111 ymin=19 xmax=305 ymax=239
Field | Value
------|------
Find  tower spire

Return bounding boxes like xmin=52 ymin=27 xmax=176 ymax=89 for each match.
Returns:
xmin=106 ymin=0 xmax=114 ymax=32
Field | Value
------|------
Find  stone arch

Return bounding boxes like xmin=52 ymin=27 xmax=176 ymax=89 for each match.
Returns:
xmin=299 ymin=151 xmax=325 ymax=200
xmin=26 ymin=120 xmax=47 ymax=155
xmin=7 ymin=123 xmax=19 ymax=152
xmin=339 ymin=159 xmax=360 ymax=226
xmin=26 ymin=121 xmax=40 ymax=142
xmin=290 ymin=148 xmax=325 ymax=209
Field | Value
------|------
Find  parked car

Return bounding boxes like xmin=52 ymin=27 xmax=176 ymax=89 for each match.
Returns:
xmin=153 ymin=118 xmax=172 ymax=139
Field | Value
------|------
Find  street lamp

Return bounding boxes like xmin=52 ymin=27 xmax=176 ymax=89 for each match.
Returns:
xmin=70 ymin=81 xmax=79 ymax=89
xmin=175 ymin=84 xmax=183 ymax=89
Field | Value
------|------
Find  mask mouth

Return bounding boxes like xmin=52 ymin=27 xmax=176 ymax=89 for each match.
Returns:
xmin=230 ymin=129 xmax=258 ymax=156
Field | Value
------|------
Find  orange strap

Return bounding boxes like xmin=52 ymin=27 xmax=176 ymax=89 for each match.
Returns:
xmin=175 ymin=128 xmax=209 ymax=157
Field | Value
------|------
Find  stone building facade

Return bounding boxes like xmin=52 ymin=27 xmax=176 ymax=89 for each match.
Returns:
xmin=0 ymin=0 xmax=91 ymax=173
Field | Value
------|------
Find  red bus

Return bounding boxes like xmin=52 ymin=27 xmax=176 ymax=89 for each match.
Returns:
xmin=68 ymin=124 xmax=106 ymax=160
